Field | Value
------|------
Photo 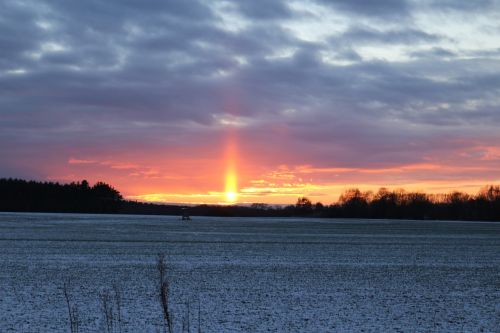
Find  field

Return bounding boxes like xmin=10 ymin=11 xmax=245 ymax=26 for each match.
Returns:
xmin=0 ymin=212 xmax=499 ymax=332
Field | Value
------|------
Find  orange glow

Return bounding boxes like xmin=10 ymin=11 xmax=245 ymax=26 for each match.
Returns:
xmin=220 ymin=88 xmax=242 ymax=203
xmin=55 ymin=152 xmax=500 ymax=205
xmin=225 ymin=170 xmax=238 ymax=202
xmin=53 ymin=141 xmax=500 ymax=205
xmin=224 ymin=138 xmax=239 ymax=203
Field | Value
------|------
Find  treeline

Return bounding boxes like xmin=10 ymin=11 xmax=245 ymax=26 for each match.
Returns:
xmin=123 ymin=187 xmax=500 ymax=221
xmin=110 ymin=187 xmax=500 ymax=222
xmin=1 ymin=178 xmax=499 ymax=221
xmin=0 ymin=178 xmax=122 ymax=213
xmin=298 ymin=187 xmax=500 ymax=221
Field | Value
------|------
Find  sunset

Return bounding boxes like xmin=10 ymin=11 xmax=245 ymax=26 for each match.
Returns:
xmin=1 ymin=1 xmax=500 ymax=332
xmin=1 ymin=0 xmax=500 ymax=205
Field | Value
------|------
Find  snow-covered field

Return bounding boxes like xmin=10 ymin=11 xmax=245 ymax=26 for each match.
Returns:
xmin=0 ymin=212 xmax=499 ymax=332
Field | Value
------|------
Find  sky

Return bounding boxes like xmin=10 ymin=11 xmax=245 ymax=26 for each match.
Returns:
xmin=1 ymin=0 xmax=500 ymax=204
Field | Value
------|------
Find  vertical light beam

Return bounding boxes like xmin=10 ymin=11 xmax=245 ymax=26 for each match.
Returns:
xmin=224 ymin=139 xmax=238 ymax=203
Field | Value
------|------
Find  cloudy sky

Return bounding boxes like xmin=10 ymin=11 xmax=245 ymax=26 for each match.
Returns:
xmin=1 ymin=0 xmax=500 ymax=204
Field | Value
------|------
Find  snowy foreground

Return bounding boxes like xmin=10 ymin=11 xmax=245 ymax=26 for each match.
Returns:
xmin=0 ymin=213 xmax=499 ymax=332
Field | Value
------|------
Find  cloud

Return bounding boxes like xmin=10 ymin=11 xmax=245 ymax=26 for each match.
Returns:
xmin=316 ymin=0 xmax=411 ymax=18
xmin=424 ymin=0 xmax=500 ymax=12
xmin=1 ymin=0 xmax=499 ymax=201
xmin=336 ymin=27 xmax=442 ymax=45
xmin=409 ymin=47 xmax=456 ymax=59
xmin=68 ymin=158 xmax=97 ymax=165
xmin=234 ymin=0 xmax=293 ymax=20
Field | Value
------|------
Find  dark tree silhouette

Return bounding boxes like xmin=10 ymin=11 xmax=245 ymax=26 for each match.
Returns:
xmin=295 ymin=197 xmax=313 ymax=215
xmin=1 ymin=178 xmax=499 ymax=221
xmin=0 ymin=178 xmax=122 ymax=213
xmin=326 ymin=186 xmax=500 ymax=221
xmin=338 ymin=189 xmax=371 ymax=218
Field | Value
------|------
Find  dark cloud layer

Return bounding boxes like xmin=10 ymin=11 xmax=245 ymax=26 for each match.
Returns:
xmin=0 ymin=0 xmax=499 ymax=187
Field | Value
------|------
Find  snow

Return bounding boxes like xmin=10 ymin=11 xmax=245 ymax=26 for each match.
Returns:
xmin=0 ymin=212 xmax=499 ymax=332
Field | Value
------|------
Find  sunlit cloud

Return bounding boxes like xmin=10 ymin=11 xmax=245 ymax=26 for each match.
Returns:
xmin=68 ymin=158 xmax=97 ymax=165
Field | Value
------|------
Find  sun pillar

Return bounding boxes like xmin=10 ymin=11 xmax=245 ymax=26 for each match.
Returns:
xmin=224 ymin=138 xmax=238 ymax=203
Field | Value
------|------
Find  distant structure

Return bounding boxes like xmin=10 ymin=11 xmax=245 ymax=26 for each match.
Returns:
xmin=181 ymin=207 xmax=191 ymax=221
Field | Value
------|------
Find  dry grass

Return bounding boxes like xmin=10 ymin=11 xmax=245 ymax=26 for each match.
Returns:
xmin=157 ymin=253 xmax=173 ymax=333
xmin=62 ymin=279 xmax=80 ymax=333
